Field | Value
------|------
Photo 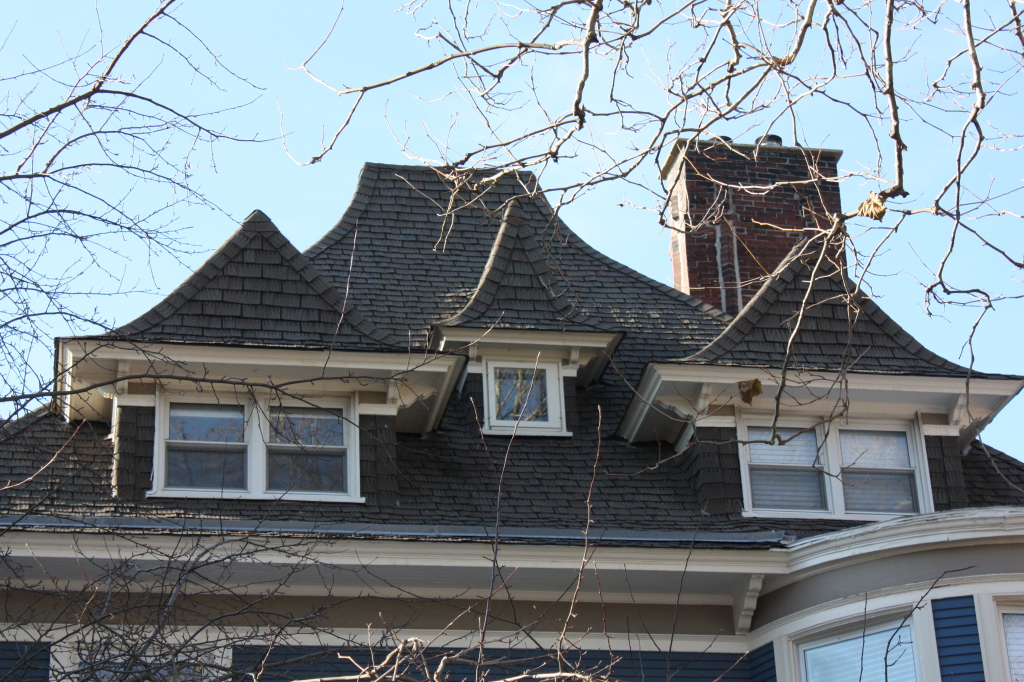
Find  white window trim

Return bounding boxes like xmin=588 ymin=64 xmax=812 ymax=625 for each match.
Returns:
xmin=796 ymin=618 xmax=923 ymax=682
xmin=994 ymin=601 xmax=1024 ymax=682
xmin=481 ymin=360 xmax=571 ymax=436
xmin=737 ymin=413 xmax=933 ymax=521
xmin=149 ymin=389 xmax=363 ymax=503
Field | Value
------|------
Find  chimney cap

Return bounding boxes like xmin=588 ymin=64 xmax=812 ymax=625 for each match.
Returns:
xmin=757 ymin=134 xmax=783 ymax=146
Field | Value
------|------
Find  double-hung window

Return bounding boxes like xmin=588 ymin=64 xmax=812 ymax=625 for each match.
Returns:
xmin=482 ymin=360 xmax=568 ymax=435
xmin=747 ymin=426 xmax=826 ymax=511
xmin=801 ymin=623 xmax=919 ymax=682
xmin=740 ymin=419 xmax=927 ymax=518
xmin=838 ymin=430 xmax=917 ymax=513
xmin=153 ymin=394 xmax=359 ymax=501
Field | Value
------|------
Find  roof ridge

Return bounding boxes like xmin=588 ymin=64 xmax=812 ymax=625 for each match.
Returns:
xmin=437 ymin=200 xmax=605 ymax=330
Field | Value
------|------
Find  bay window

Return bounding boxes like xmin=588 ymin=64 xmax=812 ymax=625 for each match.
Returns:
xmin=151 ymin=393 xmax=360 ymax=501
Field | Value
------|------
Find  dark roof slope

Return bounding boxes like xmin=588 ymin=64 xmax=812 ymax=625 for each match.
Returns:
xmin=305 ymin=163 xmax=729 ymax=350
xmin=110 ymin=210 xmax=399 ymax=350
xmin=962 ymin=440 xmax=1024 ymax=507
xmin=676 ymin=240 xmax=997 ymax=377
xmin=437 ymin=200 xmax=607 ymax=332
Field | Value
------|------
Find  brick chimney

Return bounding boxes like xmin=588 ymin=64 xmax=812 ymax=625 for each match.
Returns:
xmin=662 ymin=136 xmax=842 ymax=315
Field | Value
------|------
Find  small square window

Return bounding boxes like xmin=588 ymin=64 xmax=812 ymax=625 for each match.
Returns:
xmin=482 ymin=361 xmax=568 ymax=435
xmin=493 ymin=367 xmax=549 ymax=422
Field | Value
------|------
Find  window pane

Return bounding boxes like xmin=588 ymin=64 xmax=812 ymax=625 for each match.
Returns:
xmin=166 ymin=448 xmax=246 ymax=489
xmin=842 ymin=471 xmax=917 ymax=513
xmin=494 ymin=368 xmax=548 ymax=422
xmin=748 ymin=427 xmax=820 ymax=466
xmin=840 ymin=430 xmax=910 ymax=468
xmin=1003 ymin=613 xmax=1024 ymax=679
xmin=269 ymin=408 xmax=344 ymax=446
xmin=169 ymin=403 xmax=245 ymax=442
xmin=804 ymin=626 xmax=917 ymax=682
xmin=750 ymin=468 xmax=826 ymax=510
xmin=267 ymin=451 xmax=347 ymax=493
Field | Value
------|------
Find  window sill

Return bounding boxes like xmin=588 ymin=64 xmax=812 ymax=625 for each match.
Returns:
xmin=741 ymin=509 xmax=922 ymax=522
xmin=480 ymin=428 xmax=574 ymax=438
xmin=146 ymin=490 xmax=366 ymax=503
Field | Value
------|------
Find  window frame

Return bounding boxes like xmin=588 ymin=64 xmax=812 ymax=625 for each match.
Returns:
xmin=797 ymin=619 xmax=922 ymax=682
xmin=995 ymin=603 xmax=1024 ymax=682
xmin=737 ymin=414 xmax=932 ymax=520
xmin=150 ymin=390 xmax=362 ymax=502
xmin=481 ymin=360 xmax=570 ymax=436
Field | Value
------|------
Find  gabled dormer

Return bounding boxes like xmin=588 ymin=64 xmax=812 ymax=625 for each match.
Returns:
xmin=431 ymin=201 xmax=622 ymax=435
xmin=620 ymin=239 xmax=1024 ymax=519
xmin=56 ymin=211 xmax=464 ymax=502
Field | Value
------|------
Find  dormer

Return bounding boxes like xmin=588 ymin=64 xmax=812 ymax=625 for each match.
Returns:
xmin=430 ymin=201 xmax=622 ymax=435
xmin=57 ymin=211 xmax=464 ymax=502
xmin=619 ymin=239 xmax=1024 ymax=519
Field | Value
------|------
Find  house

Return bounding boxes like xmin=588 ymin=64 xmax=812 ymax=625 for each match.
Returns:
xmin=2 ymin=138 xmax=1024 ymax=682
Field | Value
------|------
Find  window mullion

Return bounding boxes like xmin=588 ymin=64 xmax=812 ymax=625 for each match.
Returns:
xmin=250 ymin=397 xmax=268 ymax=495
xmin=821 ymin=425 xmax=843 ymax=514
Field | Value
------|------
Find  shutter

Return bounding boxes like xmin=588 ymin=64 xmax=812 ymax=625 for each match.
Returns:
xmin=932 ymin=596 xmax=985 ymax=682
xmin=0 ymin=642 xmax=50 ymax=682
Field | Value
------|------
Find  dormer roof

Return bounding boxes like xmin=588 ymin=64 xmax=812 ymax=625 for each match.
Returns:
xmin=436 ymin=200 xmax=607 ymax=332
xmin=110 ymin=210 xmax=399 ymax=351
xmin=676 ymin=239 xmax=1007 ymax=379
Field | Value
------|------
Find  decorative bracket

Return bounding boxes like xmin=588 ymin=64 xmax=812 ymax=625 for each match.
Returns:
xmin=733 ymin=573 xmax=764 ymax=635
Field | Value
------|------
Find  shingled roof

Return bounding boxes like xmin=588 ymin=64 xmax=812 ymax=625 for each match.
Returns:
xmin=436 ymin=200 xmax=608 ymax=332
xmin=304 ymin=163 xmax=729 ymax=347
xmin=109 ymin=210 xmax=400 ymax=350
xmin=11 ymin=163 xmax=1021 ymax=543
xmin=675 ymin=239 xmax=1001 ymax=378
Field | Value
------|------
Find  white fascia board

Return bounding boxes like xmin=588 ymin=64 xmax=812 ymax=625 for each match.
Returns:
xmin=68 ymin=340 xmax=460 ymax=374
xmin=650 ymin=363 xmax=1023 ymax=398
xmin=617 ymin=365 xmax=663 ymax=441
xmin=436 ymin=328 xmax=620 ymax=351
xmin=785 ymin=507 xmax=1024 ymax=576
xmin=0 ymin=532 xmax=789 ymax=576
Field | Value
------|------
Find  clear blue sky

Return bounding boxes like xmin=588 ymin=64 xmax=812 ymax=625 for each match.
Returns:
xmin=4 ymin=1 xmax=1022 ymax=456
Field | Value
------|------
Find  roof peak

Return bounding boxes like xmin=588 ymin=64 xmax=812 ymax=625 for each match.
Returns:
xmin=680 ymin=238 xmax=986 ymax=377
xmin=110 ymin=211 xmax=400 ymax=350
xmin=436 ymin=199 xmax=607 ymax=332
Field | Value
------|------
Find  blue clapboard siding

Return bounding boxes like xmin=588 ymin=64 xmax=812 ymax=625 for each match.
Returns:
xmin=746 ymin=643 xmax=776 ymax=682
xmin=233 ymin=645 xmax=776 ymax=682
xmin=932 ymin=596 xmax=986 ymax=682
xmin=0 ymin=642 xmax=50 ymax=682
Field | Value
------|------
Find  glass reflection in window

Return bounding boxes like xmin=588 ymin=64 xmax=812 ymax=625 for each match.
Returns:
xmin=494 ymin=368 xmax=548 ymax=422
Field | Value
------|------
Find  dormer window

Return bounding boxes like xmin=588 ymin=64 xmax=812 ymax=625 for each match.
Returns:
xmin=483 ymin=360 xmax=568 ymax=436
xmin=739 ymin=418 xmax=928 ymax=519
xmin=151 ymin=393 xmax=360 ymax=502
xmin=166 ymin=404 xmax=247 ymax=490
